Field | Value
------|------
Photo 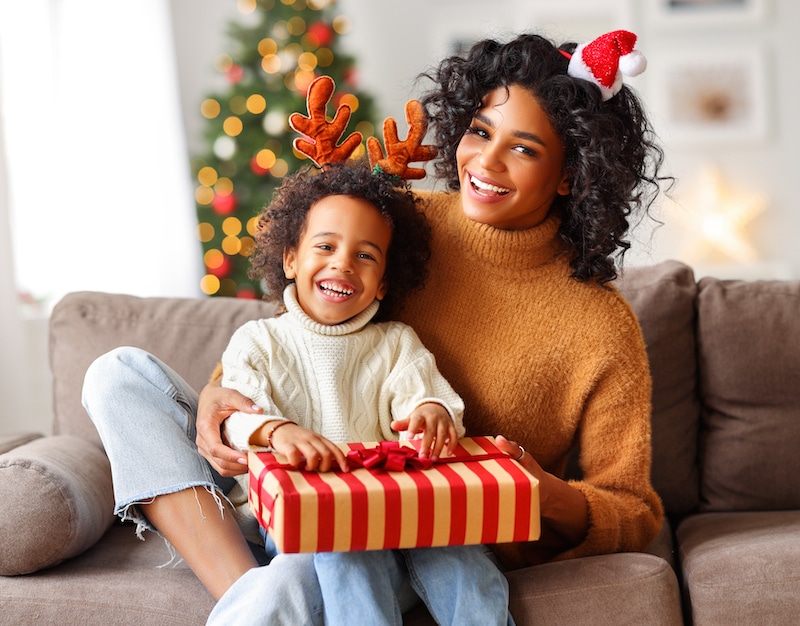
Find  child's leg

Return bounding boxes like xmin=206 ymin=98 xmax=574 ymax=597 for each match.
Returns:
xmin=402 ymin=544 xmax=515 ymax=626
xmin=314 ymin=550 xmax=411 ymax=626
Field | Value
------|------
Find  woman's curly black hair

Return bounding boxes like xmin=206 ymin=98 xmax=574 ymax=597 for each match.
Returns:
xmin=248 ymin=160 xmax=431 ymax=321
xmin=420 ymin=33 xmax=671 ymax=285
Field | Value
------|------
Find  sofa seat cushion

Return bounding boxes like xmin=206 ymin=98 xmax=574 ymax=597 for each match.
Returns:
xmin=677 ymin=511 xmax=800 ymax=624
xmin=0 ymin=523 xmax=215 ymax=624
xmin=696 ymin=277 xmax=800 ymax=511
xmin=405 ymin=552 xmax=682 ymax=626
xmin=0 ymin=435 xmax=115 ymax=575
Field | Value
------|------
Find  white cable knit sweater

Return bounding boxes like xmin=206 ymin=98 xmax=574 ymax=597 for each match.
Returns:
xmin=221 ymin=284 xmax=465 ymax=452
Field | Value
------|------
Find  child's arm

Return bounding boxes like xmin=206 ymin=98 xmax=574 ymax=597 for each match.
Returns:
xmin=252 ymin=420 xmax=349 ymax=473
xmin=391 ymin=402 xmax=459 ymax=461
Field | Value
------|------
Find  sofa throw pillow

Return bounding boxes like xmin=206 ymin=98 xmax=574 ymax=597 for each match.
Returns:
xmin=615 ymin=260 xmax=701 ymax=516
xmin=0 ymin=435 xmax=115 ymax=575
xmin=697 ymin=277 xmax=800 ymax=511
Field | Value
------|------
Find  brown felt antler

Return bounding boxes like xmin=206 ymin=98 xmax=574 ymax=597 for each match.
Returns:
xmin=289 ymin=75 xmax=362 ymax=167
xmin=367 ymin=99 xmax=437 ymax=180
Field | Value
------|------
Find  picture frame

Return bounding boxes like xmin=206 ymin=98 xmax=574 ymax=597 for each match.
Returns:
xmin=519 ymin=0 xmax=634 ymax=43
xmin=428 ymin=19 xmax=511 ymax=63
xmin=647 ymin=45 xmax=768 ymax=146
xmin=647 ymin=0 xmax=767 ymax=27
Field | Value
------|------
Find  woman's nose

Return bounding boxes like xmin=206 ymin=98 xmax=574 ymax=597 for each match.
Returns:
xmin=478 ymin=142 xmax=504 ymax=171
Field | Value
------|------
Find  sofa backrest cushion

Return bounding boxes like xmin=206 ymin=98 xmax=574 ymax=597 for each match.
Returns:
xmin=49 ymin=292 xmax=277 ymax=446
xmin=615 ymin=260 xmax=702 ymax=516
xmin=696 ymin=277 xmax=800 ymax=511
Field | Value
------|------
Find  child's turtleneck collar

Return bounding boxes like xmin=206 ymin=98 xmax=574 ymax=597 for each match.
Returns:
xmin=282 ymin=283 xmax=380 ymax=336
xmin=441 ymin=192 xmax=569 ymax=271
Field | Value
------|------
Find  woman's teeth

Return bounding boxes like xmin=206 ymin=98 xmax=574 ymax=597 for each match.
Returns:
xmin=470 ymin=175 xmax=510 ymax=195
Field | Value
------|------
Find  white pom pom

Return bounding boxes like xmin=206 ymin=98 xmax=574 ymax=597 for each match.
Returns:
xmin=619 ymin=50 xmax=647 ymax=77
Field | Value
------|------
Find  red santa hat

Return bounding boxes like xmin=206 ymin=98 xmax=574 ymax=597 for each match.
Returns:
xmin=565 ymin=30 xmax=647 ymax=101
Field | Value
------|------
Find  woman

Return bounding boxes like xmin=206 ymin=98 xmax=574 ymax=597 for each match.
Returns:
xmin=84 ymin=30 xmax=667 ymax=624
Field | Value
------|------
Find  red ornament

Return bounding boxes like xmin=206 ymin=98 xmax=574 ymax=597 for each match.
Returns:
xmin=236 ymin=286 xmax=258 ymax=299
xmin=207 ymin=255 xmax=232 ymax=278
xmin=226 ymin=63 xmax=244 ymax=84
xmin=250 ymin=155 xmax=269 ymax=176
xmin=307 ymin=21 xmax=334 ymax=48
xmin=343 ymin=67 xmax=358 ymax=88
xmin=212 ymin=192 xmax=237 ymax=215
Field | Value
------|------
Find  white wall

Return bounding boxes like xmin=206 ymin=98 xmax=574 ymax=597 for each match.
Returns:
xmin=2 ymin=0 xmax=797 ymax=435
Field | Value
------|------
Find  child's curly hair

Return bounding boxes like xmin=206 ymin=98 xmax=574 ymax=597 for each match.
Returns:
xmin=420 ymin=33 xmax=671 ymax=285
xmin=248 ymin=160 xmax=431 ymax=321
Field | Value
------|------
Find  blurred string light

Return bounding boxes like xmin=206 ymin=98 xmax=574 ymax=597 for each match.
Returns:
xmin=194 ymin=0 xmax=376 ymax=298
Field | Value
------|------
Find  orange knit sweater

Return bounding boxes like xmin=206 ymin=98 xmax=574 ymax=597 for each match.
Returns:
xmin=397 ymin=191 xmax=663 ymax=568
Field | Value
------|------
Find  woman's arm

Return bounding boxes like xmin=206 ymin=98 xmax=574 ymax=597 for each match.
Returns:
xmin=195 ymin=378 xmax=262 ymax=476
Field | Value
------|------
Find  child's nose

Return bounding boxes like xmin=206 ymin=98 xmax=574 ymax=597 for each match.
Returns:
xmin=331 ymin=252 xmax=354 ymax=273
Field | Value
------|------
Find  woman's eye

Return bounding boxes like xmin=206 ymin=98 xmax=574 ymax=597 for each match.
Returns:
xmin=514 ymin=145 xmax=537 ymax=156
xmin=466 ymin=125 xmax=489 ymax=139
xmin=317 ymin=244 xmax=333 ymax=251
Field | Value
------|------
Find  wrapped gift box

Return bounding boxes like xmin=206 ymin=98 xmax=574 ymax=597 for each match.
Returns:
xmin=249 ymin=436 xmax=539 ymax=553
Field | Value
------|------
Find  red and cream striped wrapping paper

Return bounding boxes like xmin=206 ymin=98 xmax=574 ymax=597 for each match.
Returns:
xmin=248 ymin=436 xmax=540 ymax=553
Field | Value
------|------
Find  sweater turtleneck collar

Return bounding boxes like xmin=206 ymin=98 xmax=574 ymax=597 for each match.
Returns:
xmin=441 ymin=193 xmax=568 ymax=271
xmin=282 ymin=283 xmax=380 ymax=336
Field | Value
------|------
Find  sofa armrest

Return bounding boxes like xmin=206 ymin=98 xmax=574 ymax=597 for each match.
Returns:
xmin=0 ymin=435 xmax=115 ymax=575
xmin=0 ymin=432 xmax=43 ymax=455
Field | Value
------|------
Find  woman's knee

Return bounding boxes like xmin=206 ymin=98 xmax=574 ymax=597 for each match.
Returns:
xmin=84 ymin=346 xmax=150 ymax=389
xmin=82 ymin=346 xmax=168 ymax=417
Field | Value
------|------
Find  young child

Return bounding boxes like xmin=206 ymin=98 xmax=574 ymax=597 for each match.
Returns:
xmin=220 ymin=160 xmax=514 ymax=625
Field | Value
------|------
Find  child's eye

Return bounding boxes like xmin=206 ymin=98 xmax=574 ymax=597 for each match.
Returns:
xmin=357 ymin=252 xmax=377 ymax=261
xmin=316 ymin=244 xmax=333 ymax=252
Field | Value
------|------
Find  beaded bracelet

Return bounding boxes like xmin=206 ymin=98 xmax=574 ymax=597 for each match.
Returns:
xmin=265 ymin=420 xmax=295 ymax=448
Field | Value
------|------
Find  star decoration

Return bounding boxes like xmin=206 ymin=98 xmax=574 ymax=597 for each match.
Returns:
xmin=668 ymin=165 xmax=767 ymax=264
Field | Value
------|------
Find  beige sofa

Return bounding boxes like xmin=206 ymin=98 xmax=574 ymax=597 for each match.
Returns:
xmin=1 ymin=260 xmax=798 ymax=625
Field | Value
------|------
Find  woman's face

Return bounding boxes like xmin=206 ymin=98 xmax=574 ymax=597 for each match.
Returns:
xmin=455 ymin=85 xmax=570 ymax=230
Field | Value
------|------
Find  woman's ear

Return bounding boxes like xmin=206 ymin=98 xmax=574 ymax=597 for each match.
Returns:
xmin=283 ymin=248 xmax=297 ymax=279
xmin=557 ymin=173 xmax=571 ymax=196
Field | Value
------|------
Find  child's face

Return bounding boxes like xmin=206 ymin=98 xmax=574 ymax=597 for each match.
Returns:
xmin=283 ymin=195 xmax=391 ymax=325
xmin=455 ymin=84 xmax=570 ymax=230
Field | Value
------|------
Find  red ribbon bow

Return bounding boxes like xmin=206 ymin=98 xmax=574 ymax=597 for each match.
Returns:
xmin=346 ymin=441 xmax=434 ymax=471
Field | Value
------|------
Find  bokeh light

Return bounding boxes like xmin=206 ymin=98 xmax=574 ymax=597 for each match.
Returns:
xmin=200 ymin=99 xmax=221 ymax=119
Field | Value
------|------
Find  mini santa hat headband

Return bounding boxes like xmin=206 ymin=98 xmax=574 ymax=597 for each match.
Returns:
xmin=559 ymin=30 xmax=647 ymax=101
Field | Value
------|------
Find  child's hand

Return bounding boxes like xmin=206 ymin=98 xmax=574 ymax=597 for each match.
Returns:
xmin=391 ymin=403 xmax=458 ymax=461
xmin=258 ymin=421 xmax=348 ymax=472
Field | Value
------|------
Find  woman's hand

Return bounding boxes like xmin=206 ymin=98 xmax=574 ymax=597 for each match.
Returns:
xmin=196 ymin=378 xmax=262 ymax=477
xmin=391 ymin=402 xmax=459 ymax=461
xmin=495 ymin=434 xmax=589 ymax=549
xmin=256 ymin=421 xmax=349 ymax=473
xmin=495 ymin=434 xmax=545 ymax=480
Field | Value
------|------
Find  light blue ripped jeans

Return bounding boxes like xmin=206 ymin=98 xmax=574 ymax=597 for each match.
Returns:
xmin=315 ymin=545 xmax=515 ymax=626
xmin=81 ymin=346 xmax=326 ymax=625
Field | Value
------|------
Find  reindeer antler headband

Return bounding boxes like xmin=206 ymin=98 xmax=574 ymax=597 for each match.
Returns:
xmin=289 ymin=75 xmax=436 ymax=179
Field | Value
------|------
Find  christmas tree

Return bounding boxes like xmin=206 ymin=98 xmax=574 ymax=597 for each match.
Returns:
xmin=193 ymin=0 xmax=379 ymax=298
